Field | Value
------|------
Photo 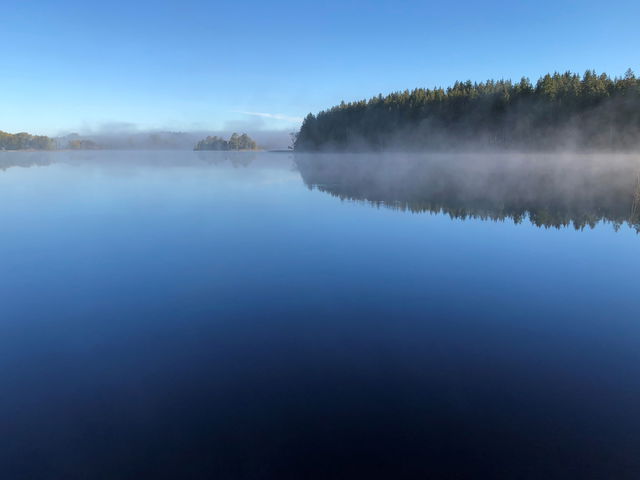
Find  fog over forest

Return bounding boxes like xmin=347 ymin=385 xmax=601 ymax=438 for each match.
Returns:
xmin=55 ymin=129 xmax=291 ymax=151
xmin=295 ymin=70 xmax=640 ymax=152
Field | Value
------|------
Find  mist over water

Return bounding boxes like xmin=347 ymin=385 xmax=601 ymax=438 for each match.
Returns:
xmin=297 ymin=152 xmax=640 ymax=231
xmin=52 ymin=129 xmax=292 ymax=151
xmin=1 ymin=151 xmax=640 ymax=479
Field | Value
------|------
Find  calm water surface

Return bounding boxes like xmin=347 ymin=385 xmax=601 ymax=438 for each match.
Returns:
xmin=1 ymin=151 xmax=640 ymax=479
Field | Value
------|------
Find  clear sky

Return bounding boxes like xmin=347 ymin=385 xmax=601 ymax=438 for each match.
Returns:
xmin=2 ymin=0 xmax=639 ymax=135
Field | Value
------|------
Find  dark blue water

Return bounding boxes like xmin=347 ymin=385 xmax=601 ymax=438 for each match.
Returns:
xmin=1 ymin=151 xmax=640 ymax=479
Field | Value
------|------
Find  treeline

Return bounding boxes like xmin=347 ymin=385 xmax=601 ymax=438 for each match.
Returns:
xmin=0 ymin=131 xmax=56 ymax=150
xmin=194 ymin=133 xmax=257 ymax=151
xmin=295 ymin=70 xmax=640 ymax=151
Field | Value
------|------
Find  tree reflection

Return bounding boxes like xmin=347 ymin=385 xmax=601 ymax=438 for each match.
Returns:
xmin=195 ymin=151 xmax=257 ymax=167
xmin=296 ymin=153 xmax=640 ymax=232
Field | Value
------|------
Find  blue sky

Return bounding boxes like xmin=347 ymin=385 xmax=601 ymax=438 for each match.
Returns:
xmin=2 ymin=0 xmax=639 ymax=135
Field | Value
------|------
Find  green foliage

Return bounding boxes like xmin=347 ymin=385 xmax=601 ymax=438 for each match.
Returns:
xmin=194 ymin=133 xmax=257 ymax=151
xmin=0 ymin=131 xmax=56 ymax=150
xmin=194 ymin=135 xmax=229 ymax=150
xmin=295 ymin=70 xmax=640 ymax=151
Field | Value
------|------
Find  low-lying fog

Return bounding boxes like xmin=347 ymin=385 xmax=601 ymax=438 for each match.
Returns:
xmin=5 ymin=149 xmax=637 ymax=232
xmin=54 ymin=129 xmax=292 ymax=150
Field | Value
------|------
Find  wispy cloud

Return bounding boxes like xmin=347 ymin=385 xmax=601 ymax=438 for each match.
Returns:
xmin=234 ymin=111 xmax=303 ymax=123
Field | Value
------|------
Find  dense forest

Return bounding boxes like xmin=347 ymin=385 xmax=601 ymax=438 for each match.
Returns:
xmin=0 ymin=131 xmax=56 ymax=150
xmin=194 ymin=133 xmax=257 ymax=151
xmin=296 ymin=153 xmax=640 ymax=232
xmin=295 ymin=70 xmax=640 ymax=151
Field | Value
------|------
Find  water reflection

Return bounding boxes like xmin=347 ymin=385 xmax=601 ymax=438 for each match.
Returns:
xmin=3 ymin=150 xmax=640 ymax=232
xmin=0 ymin=151 xmax=54 ymax=171
xmin=297 ymin=153 xmax=640 ymax=231
xmin=195 ymin=150 xmax=257 ymax=167
xmin=2 ymin=150 xmax=640 ymax=479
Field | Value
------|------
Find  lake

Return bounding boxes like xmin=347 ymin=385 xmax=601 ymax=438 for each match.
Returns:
xmin=1 ymin=150 xmax=640 ymax=479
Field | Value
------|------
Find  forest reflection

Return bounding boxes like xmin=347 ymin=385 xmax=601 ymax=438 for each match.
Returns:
xmin=195 ymin=150 xmax=257 ymax=167
xmin=3 ymin=151 xmax=640 ymax=232
xmin=296 ymin=153 xmax=640 ymax=232
xmin=0 ymin=152 xmax=54 ymax=171
xmin=0 ymin=150 xmax=260 ymax=171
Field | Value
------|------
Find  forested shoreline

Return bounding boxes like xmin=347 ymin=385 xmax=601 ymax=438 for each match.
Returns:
xmin=294 ymin=70 xmax=640 ymax=152
xmin=0 ymin=131 xmax=56 ymax=150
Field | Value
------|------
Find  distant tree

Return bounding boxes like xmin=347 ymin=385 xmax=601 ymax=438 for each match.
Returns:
xmin=228 ymin=133 xmax=240 ymax=150
xmin=288 ymin=132 xmax=298 ymax=149
xmin=238 ymin=133 xmax=257 ymax=150
xmin=194 ymin=136 xmax=228 ymax=150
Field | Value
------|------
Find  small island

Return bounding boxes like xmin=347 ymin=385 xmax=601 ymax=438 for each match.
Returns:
xmin=194 ymin=133 xmax=257 ymax=151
